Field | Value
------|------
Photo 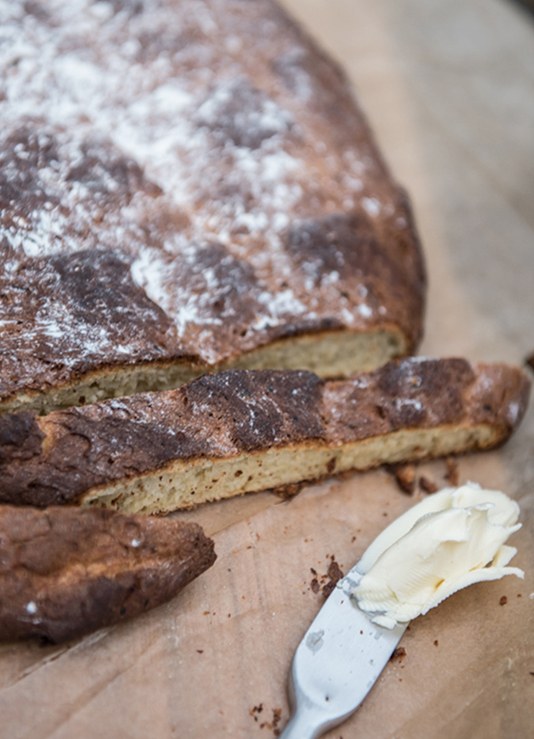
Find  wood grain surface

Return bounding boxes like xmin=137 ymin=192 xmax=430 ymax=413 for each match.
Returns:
xmin=1 ymin=1 xmax=533 ymax=737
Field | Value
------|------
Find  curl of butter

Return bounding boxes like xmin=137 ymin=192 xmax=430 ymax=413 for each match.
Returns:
xmin=352 ymin=482 xmax=524 ymax=629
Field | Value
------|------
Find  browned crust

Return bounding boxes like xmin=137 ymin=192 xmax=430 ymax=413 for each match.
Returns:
xmin=0 ymin=0 xmax=425 ymax=409
xmin=0 ymin=359 xmax=529 ymax=508
xmin=0 ymin=505 xmax=216 ymax=644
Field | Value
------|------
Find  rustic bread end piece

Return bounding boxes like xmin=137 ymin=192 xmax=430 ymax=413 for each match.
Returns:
xmin=0 ymin=359 xmax=529 ymax=515
xmin=0 ymin=506 xmax=216 ymax=644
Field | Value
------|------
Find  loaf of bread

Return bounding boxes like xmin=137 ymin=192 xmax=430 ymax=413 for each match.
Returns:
xmin=0 ymin=359 xmax=528 ymax=514
xmin=0 ymin=505 xmax=216 ymax=644
xmin=0 ymin=0 xmax=425 ymax=416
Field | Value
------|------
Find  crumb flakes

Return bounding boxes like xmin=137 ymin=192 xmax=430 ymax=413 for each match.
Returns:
xmin=390 ymin=647 xmax=406 ymax=662
xmin=392 ymin=464 xmax=416 ymax=494
xmin=445 ymin=457 xmax=459 ymax=486
xmin=309 ymin=555 xmax=344 ymax=598
xmin=419 ymin=475 xmax=438 ymax=494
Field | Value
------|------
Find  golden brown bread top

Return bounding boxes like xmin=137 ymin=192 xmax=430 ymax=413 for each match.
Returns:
xmin=0 ymin=505 xmax=216 ymax=643
xmin=0 ymin=0 xmax=425 ymax=406
xmin=0 ymin=359 xmax=529 ymax=508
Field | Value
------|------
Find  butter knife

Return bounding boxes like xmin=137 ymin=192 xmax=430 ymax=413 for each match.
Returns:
xmin=279 ymin=564 xmax=406 ymax=739
xmin=279 ymin=482 xmax=524 ymax=738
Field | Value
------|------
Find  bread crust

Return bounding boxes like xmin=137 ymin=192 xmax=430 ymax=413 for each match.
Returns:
xmin=0 ymin=0 xmax=425 ymax=413
xmin=0 ymin=505 xmax=216 ymax=644
xmin=0 ymin=359 xmax=529 ymax=511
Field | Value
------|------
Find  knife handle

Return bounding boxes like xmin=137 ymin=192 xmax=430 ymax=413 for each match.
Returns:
xmin=279 ymin=705 xmax=326 ymax=739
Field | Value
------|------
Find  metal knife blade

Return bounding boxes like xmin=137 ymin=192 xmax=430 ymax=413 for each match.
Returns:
xmin=279 ymin=565 xmax=407 ymax=739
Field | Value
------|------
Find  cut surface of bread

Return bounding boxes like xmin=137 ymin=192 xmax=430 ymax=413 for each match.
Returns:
xmin=0 ymin=0 xmax=425 ymax=415
xmin=0 ymin=505 xmax=216 ymax=644
xmin=0 ymin=328 xmax=406 ymax=416
xmin=0 ymin=359 xmax=529 ymax=514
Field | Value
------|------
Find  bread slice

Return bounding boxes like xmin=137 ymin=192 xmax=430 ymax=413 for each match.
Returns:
xmin=0 ymin=0 xmax=425 ymax=416
xmin=0 ymin=505 xmax=215 ymax=644
xmin=0 ymin=359 xmax=529 ymax=514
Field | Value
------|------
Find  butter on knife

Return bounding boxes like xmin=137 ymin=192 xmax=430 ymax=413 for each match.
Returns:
xmin=280 ymin=482 xmax=523 ymax=739
xmin=352 ymin=482 xmax=524 ymax=629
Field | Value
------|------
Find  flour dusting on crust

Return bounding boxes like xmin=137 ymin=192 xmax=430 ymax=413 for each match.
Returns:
xmin=0 ymin=0 xmax=425 ymax=399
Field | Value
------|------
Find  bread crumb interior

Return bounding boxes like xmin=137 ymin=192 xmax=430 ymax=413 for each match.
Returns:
xmin=82 ymin=424 xmax=496 ymax=515
xmin=2 ymin=328 xmax=405 ymax=415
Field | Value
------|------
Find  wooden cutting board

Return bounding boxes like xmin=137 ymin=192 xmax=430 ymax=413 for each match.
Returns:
xmin=1 ymin=1 xmax=533 ymax=737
